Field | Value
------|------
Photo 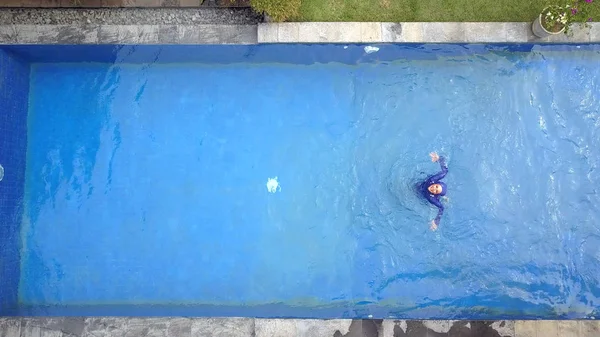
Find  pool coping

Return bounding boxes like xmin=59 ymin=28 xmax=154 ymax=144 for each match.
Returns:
xmin=1 ymin=317 xmax=599 ymax=337
xmin=0 ymin=22 xmax=599 ymax=44
xmin=259 ymin=22 xmax=600 ymax=44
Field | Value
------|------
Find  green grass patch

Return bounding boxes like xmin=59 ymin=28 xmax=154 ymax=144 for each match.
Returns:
xmin=295 ymin=0 xmax=599 ymax=23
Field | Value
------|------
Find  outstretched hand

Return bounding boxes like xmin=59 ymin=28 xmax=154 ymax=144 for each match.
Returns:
xmin=430 ymin=220 xmax=438 ymax=231
xmin=429 ymin=152 xmax=439 ymax=163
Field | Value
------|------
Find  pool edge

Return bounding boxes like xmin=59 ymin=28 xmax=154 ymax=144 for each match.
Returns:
xmin=0 ymin=21 xmax=598 ymax=45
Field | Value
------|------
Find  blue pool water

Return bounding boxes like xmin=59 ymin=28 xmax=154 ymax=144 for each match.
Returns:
xmin=1 ymin=44 xmax=600 ymax=318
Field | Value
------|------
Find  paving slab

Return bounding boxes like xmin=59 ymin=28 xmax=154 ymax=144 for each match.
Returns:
xmin=514 ymin=321 xmax=537 ymax=337
xmin=1 ymin=319 xmax=598 ymax=337
xmin=277 ymin=23 xmax=299 ymax=43
xmin=422 ymin=22 xmax=466 ymax=43
xmin=580 ymin=321 xmax=600 ymax=337
xmin=191 ymin=318 xmax=253 ymax=337
xmin=381 ymin=22 xmax=424 ymax=43
xmin=464 ymin=22 xmax=506 ymax=43
xmin=558 ymin=321 xmax=581 ymax=337
xmin=591 ymin=24 xmax=600 ymax=42
xmin=0 ymin=318 xmax=21 ymax=337
xmin=257 ymin=23 xmax=277 ymax=43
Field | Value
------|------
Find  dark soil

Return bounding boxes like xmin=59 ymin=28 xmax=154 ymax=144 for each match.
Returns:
xmin=540 ymin=10 xmax=565 ymax=33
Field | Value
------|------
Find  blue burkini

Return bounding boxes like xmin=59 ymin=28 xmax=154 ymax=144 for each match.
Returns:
xmin=421 ymin=156 xmax=448 ymax=226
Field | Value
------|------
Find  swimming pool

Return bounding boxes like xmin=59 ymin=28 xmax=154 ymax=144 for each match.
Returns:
xmin=0 ymin=44 xmax=599 ymax=319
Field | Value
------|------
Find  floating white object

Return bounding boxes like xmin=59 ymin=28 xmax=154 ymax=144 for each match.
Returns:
xmin=266 ymin=177 xmax=280 ymax=193
xmin=0 ymin=164 xmax=3 ymax=182
xmin=364 ymin=46 xmax=380 ymax=54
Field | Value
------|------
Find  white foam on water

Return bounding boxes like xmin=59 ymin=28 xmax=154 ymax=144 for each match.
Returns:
xmin=364 ymin=46 xmax=380 ymax=54
xmin=539 ymin=115 xmax=547 ymax=130
xmin=266 ymin=177 xmax=280 ymax=193
xmin=0 ymin=164 xmax=4 ymax=182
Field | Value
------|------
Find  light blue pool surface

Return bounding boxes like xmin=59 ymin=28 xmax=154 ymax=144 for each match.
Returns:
xmin=0 ymin=44 xmax=599 ymax=318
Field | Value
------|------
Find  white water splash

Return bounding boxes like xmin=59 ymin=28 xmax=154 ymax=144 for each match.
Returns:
xmin=364 ymin=46 xmax=380 ymax=54
xmin=538 ymin=115 xmax=547 ymax=130
xmin=266 ymin=177 xmax=280 ymax=193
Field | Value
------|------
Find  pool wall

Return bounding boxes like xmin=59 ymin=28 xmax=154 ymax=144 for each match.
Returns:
xmin=0 ymin=49 xmax=29 ymax=315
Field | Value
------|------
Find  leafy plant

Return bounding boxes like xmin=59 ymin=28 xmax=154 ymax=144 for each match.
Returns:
xmin=250 ymin=0 xmax=301 ymax=22
xmin=541 ymin=0 xmax=594 ymax=34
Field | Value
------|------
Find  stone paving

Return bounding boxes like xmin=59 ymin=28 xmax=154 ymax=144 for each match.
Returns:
xmin=1 ymin=18 xmax=599 ymax=44
xmin=1 ymin=318 xmax=600 ymax=337
xmin=0 ymin=23 xmax=257 ymax=44
xmin=0 ymin=8 xmax=262 ymax=25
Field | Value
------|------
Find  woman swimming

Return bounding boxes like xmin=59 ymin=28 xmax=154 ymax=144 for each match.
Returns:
xmin=420 ymin=152 xmax=448 ymax=231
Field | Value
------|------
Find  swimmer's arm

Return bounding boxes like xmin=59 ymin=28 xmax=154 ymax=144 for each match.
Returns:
xmin=438 ymin=156 xmax=447 ymax=171
xmin=434 ymin=206 xmax=444 ymax=225
xmin=427 ymin=195 xmax=444 ymax=230
xmin=430 ymin=208 xmax=444 ymax=231
xmin=429 ymin=157 xmax=448 ymax=182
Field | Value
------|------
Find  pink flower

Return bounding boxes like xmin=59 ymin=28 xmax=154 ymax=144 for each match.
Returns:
xmin=585 ymin=0 xmax=593 ymax=3
xmin=588 ymin=17 xmax=593 ymax=21
xmin=571 ymin=8 xmax=578 ymax=14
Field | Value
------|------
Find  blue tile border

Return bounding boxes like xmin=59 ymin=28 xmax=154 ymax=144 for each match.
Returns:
xmin=0 ymin=48 xmax=29 ymax=315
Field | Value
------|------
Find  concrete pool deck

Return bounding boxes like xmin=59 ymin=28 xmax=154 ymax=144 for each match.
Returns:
xmin=1 ymin=317 xmax=600 ymax=337
xmin=0 ymin=22 xmax=599 ymax=44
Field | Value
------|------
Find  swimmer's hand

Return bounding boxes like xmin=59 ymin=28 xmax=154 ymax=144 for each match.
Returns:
xmin=429 ymin=152 xmax=440 ymax=163
xmin=430 ymin=220 xmax=438 ymax=231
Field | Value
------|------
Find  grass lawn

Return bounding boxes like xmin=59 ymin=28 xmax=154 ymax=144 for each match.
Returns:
xmin=295 ymin=0 xmax=600 ymax=22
